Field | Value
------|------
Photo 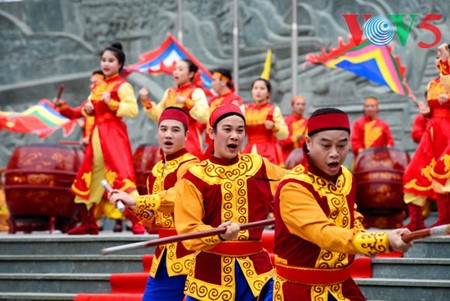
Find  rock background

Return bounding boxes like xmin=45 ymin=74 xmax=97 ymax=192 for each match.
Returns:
xmin=1 ymin=0 xmax=449 ymax=166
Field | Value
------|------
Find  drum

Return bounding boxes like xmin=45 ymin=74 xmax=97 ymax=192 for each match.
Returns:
xmin=4 ymin=143 xmax=84 ymax=233
xmin=132 ymin=144 xmax=160 ymax=195
xmin=284 ymin=148 xmax=304 ymax=170
xmin=352 ymin=147 xmax=410 ymax=229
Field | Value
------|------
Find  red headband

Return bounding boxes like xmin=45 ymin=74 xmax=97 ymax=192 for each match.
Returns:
xmin=307 ymin=113 xmax=350 ymax=136
xmin=209 ymin=104 xmax=245 ymax=128
xmin=159 ymin=107 xmax=189 ymax=128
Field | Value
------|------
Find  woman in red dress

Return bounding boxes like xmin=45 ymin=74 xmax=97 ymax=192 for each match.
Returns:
xmin=403 ymin=43 xmax=450 ymax=230
xmin=242 ymin=78 xmax=288 ymax=166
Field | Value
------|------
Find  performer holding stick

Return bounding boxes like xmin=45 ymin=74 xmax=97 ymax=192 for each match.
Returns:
xmin=53 ymin=71 xmax=102 ymax=146
xmin=68 ymin=42 xmax=139 ymax=235
xmin=174 ymin=104 xmax=287 ymax=301
xmin=108 ymin=107 xmax=199 ymax=301
xmin=101 ymin=218 xmax=275 ymax=255
xmin=54 ymin=70 xmax=128 ymax=232
xmin=273 ymin=108 xmax=413 ymax=301
xmin=100 ymin=221 xmax=449 ymax=256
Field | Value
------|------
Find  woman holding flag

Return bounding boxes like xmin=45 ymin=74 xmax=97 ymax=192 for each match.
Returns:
xmin=139 ymin=59 xmax=209 ymax=158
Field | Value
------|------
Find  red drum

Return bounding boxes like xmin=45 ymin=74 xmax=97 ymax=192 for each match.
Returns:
xmin=132 ymin=144 xmax=160 ymax=195
xmin=352 ymin=147 xmax=410 ymax=228
xmin=284 ymin=148 xmax=305 ymax=170
xmin=4 ymin=143 xmax=84 ymax=233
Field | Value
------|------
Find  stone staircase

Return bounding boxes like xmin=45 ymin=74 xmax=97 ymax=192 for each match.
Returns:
xmin=356 ymin=236 xmax=450 ymax=301
xmin=0 ymin=233 xmax=156 ymax=301
xmin=0 ymin=231 xmax=449 ymax=301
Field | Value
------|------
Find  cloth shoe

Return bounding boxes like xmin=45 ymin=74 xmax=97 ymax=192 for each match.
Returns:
xmin=403 ymin=203 xmax=426 ymax=231
xmin=68 ymin=204 xmax=99 ymax=235
xmin=113 ymin=219 xmax=123 ymax=232
xmin=430 ymin=194 xmax=449 ymax=228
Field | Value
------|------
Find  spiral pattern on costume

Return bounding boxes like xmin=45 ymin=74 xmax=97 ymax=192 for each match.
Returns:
xmin=363 ymin=16 xmax=395 ymax=46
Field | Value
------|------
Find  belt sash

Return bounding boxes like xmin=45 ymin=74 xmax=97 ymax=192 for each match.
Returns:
xmin=276 ymin=263 xmax=350 ymax=285
xmin=205 ymin=241 xmax=264 ymax=257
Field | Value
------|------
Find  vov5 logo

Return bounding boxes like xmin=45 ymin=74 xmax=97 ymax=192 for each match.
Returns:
xmin=342 ymin=14 xmax=442 ymax=48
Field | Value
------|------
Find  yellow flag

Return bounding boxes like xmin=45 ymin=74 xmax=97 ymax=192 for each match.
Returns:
xmin=260 ymin=49 xmax=272 ymax=80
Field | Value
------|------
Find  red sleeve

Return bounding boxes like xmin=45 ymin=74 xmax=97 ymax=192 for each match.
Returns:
xmin=58 ymin=100 xmax=87 ymax=119
xmin=350 ymin=118 xmax=364 ymax=155
xmin=383 ymin=122 xmax=395 ymax=147
xmin=411 ymin=114 xmax=427 ymax=144
xmin=278 ymin=115 xmax=294 ymax=148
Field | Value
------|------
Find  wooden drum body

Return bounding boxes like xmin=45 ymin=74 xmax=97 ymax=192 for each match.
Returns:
xmin=4 ymin=144 xmax=84 ymax=233
xmin=132 ymin=144 xmax=160 ymax=195
xmin=353 ymin=147 xmax=410 ymax=229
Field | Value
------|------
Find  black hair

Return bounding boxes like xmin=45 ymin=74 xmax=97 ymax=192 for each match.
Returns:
xmin=251 ymin=78 xmax=271 ymax=93
xmin=91 ymin=70 xmax=104 ymax=76
xmin=180 ymin=59 xmax=198 ymax=82
xmin=310 ymin=107 xmax=346 ymax=118
xmin=211 ymin=68 xmax=233 ymax=88
xmin=101 ymin=42 xmax=126 ymax=71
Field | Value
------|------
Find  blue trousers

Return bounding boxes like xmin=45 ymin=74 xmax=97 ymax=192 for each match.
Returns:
xmin=142 ymin=255 xmax=186 ymax=301
xmin=186 ymin=262 xmax=273 ymax=301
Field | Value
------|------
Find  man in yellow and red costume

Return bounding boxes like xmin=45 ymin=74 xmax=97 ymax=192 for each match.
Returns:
xmin=109 ymin=107 xmax=199 ymax=300
xmin=279 ymin=95 xmax=308 ymax=163
xmin=350 ymin=97 xmax=395 ymax=156
xmin=273 ymin=108 xmax=412 ymax=301
xmin=175 ymin=104 xmax=286 ymax=301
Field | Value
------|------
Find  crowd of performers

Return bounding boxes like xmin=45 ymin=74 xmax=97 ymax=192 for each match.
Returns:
xmin=1 ymin=41 xmax=448 ymax=300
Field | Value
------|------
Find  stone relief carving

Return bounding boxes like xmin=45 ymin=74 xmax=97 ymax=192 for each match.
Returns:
xmin=0 ymin=0 xmax=449 ymax=166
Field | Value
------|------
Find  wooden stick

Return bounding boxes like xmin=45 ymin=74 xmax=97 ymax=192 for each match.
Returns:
xmin=402 ymin=224 xmax=450 ymax=243
xmin=100 ymin=179 xmax=125 ymax=212
xmin=101 ymin=218 xmax=275 ymax=255
xmin=57 ymin=140 xmax=82 ymax=146
xmin=56 ymin=84 xmax=64 ymax=100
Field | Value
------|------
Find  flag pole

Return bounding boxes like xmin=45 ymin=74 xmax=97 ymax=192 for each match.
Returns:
xmin=291 ymin=0 xmax=298 ymax=97
xmin=177 ymin=0 xmax=183 ymax=44
xmin=232 ymin=0 xmax=239 ymax=94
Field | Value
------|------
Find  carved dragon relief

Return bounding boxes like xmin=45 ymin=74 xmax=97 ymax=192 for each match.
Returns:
xmin=0 ymin=0 xmax=449 ymax=166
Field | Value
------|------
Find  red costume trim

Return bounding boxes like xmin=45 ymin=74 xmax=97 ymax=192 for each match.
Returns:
xmin=158 ymin=228 xmax=177 ymax=238
xmin=276 ymin=263 xmax=350 ymax=285
xmin=205 ymin=241 xmax=264 ymax=257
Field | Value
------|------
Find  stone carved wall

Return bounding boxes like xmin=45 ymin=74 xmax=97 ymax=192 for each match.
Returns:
xmin=0 ymin=0 xmax=449 ymax=166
